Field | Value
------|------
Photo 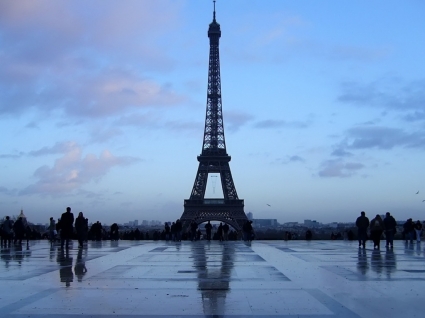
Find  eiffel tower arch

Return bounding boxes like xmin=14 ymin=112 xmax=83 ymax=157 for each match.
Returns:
xmin=180 ymin=3 xmax=248 ymax=232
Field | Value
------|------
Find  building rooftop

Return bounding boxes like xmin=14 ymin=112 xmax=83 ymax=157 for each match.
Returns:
xmin=1 ymin=239 xmax=424 ymax=317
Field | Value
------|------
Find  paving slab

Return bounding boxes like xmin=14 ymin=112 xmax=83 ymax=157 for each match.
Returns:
xmin=1 ymin=239 xmax=424 ymax=317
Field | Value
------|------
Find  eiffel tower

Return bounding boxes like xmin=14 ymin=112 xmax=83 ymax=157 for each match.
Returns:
xmin=180 ymin=2 xmax=248 ymax=231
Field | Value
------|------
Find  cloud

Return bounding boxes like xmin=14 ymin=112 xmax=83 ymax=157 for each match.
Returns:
xmin=224 ymin=111 xmax=254 ymax=132
xmin=0 ymin=0 xmax=186 ymax=118
xmin=338 ymin=78 xmax=425 ymax=113
xmin=20 ymin=142 xmax=140 ymax=196
xmin=330 ymin=45 xmax=390 ymax=62
xmin=0 ymin=186 xmax=17 ymax=196
xmin=318 ymin=159 xmax=364 ymax=178
xmin=345 ymin=126 xmax=425 ymax=150
xmin=331 ymin=148 xmax=353 ymax=157
xmin=254 ymin=119 xmax=310 ymax=129
xmin=29 ymin=141 xmax=77 ymax=157
xmin=289 ymin=155 xmax=305 ymax=163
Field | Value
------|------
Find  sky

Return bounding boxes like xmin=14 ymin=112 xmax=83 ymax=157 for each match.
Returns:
xmin=1 ymin=0 xmax=425 ymax=225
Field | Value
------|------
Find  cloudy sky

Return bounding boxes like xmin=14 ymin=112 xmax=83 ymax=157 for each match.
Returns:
xmin=1 ymin=0 xmax=425 ymax=225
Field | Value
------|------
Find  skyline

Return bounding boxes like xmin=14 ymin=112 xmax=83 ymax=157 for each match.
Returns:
xmin=1 ymin=0 xmax=425 ymax=225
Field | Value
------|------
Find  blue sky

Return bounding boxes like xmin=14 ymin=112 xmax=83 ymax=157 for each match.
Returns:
xmin=1 ymin=0 xmax=425 ymax=225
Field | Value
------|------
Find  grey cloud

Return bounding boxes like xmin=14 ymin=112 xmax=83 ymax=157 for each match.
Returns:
xmin=224 ymin=111 xmax=255 ymax=132
xmin=318 ymin=159 xmax=364 ymax=178
xmin=338 ymin=78 xmax=425 ymax=114
xmin=346 ymin=126 xmax=425 ymax=150
xmin=254 ymin=119 xmax=310 ymax=129
xmin=289 ymin=155 xmax=305 ymax=162
xmin=29 ymin=141 xmax=77 ymax=157
xmin=402 ymin=111 xmax=425 ymax=122
xmin=331 ymin=148 xmax=353 ymax=157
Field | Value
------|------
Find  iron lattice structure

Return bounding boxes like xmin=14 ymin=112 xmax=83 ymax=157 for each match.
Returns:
xmin=180 ymin=6 xmax=248 ymax=231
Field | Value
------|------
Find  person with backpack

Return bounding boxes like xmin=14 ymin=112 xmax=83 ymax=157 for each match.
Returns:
xmin=370 ymin=214 xmax=384 ymax=249
xmin=383 ymin=212 xmax=397 ymax=248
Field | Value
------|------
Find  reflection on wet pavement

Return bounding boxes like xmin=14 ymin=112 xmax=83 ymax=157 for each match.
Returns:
xmin=1 ymin=240 xmax=425 ymax=317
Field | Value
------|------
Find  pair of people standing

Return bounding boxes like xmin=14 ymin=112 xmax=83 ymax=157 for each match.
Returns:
xmin=58 ymin=207 xmax=88 ymax=249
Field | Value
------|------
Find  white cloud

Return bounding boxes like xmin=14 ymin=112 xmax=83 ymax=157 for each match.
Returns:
xmin=21 ymin=142 xmax=140 ymax=196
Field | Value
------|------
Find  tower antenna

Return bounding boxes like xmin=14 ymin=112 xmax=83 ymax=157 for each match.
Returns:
xmin=213 ymin=0 xmax=216 ymax=21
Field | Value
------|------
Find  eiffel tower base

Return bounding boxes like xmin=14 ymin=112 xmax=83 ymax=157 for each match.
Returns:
xmin=180 ymin=199 xmax=247 ymax=233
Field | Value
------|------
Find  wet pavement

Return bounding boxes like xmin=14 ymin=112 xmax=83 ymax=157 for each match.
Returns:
xmin=1 ymin=239 xmax=425 ymax=317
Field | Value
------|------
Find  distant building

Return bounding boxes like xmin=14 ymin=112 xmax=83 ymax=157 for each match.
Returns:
xmin=142 ymin=220 xmax=149 ymax=226
xmin=283 ymin=222 xmax=299 ymax=227
xmin=134 ymin=220 xmax=138 ymax=226
xmin=304 ymin=219 xmax=320 ymax=228
xmin=252 ymin=218 xmax=278 ymax=227
xmin=247 ymin=212 xmax=253 ymax=220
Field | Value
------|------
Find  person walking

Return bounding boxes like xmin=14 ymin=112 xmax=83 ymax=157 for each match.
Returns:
xmin=48 ymin=217 xmax=56 ymax=244
xmin=403 ymin=218 xmax=414 ymax=244
xmin=60 ymin=207 xmax=74 ymax=249
xmin=383 ymin=212 xmax=396 ymax=248
xmin=13 ymin=217 xmax=25 ymax=245
xmin=164 ymin=222 xmax=170 ymax=241
xmin=75 ymin=212 xmax=87 ymax=248
xmin=356 ymin=211 xmax=370 ymax=249
xmin=370 ymin=214 xmax=384 ymax=249
xmin=205 ymin=221 xmax=212 ymax=241
xmin=414 ymin=220 xmax=423 ymax=243
xmin=223 ymin=223 xmax=229 ymax=241
xmin=1 ymin=216 xmax=14 ymax=247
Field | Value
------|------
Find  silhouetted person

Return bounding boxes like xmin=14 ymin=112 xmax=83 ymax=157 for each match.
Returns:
xmin=60 ymin=207 xmax=74 ymax=249
xmin=306 ymin=229 xmax=312 ymax=240
xmin=370 ymin=214 xmax=384 ymax=249
xmin=1 ymin=216 xmax=13 ymax=247
xmin=110 ymin=223 xmax=119 ymax=241
xmin=414 ymin=220 xmax=423 ymax=243
xmin=403 ymin=218 xmax=414 ymax=244
xmin=171 ymin=222 xmax=176 ymax=241
xmin=175 ymin=219 xmax=182 ymax=241
xmin=164 ymin=222 xmax=170 ymax=241
xmin=356 ymin=211 xmax=369 ymax=249
xmin=13 ymin=217 xmax=25 ymax=245
xmin=190 ymin=220 xmax=198 ymax=241
xmin=75 ymin=212 xmax=87 ymax=248
xmin=205 ymin=221 xmax=212 ymax=241
xmin=223 ymin=223 xmax=229 ymax=241
xmin=217 ymin=223 xmax=223 ymax=241
xmin=383 ymin=212 xmax=396 ymax=248
xmin=48 ymin=217 xmax=56 ymax=244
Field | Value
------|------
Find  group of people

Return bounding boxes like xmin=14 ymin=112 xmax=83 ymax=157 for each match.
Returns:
xmin=356 ymin=211 xmax=423 ymax=249
xmin=162 ymin=220 xmax=251 ymax=242
xmin=0 ymin=216 xmax=32 ymax=247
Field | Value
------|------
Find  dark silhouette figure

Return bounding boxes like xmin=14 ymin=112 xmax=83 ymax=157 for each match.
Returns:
xmin=1 ymin=216 xmax=14 ymax=247
xmin=205 ymin=221 xmax=212 ymax=241
xmin=414 ymin=220 xmax=423 ymax=243
xmin=13 ymin=217 xmax=25 ymax=245
xmin=403 ymin=218 xmax=414 ymax=244
xmin=222 ymin=223 xmax=229 ymax=241
xmin=383 ymin=212 xmax=396 ymax=248
xmin=110 ymin=223 xmax=119 ymax=241
xmin=60 ymin=207 xmax=74 ymax=249
xmin=306 ymin=229 xmax=312 ymax=240
xmin=190 ymin=220 xmax=198 ymax=241
xmin=370 ymin=214 xmax=384 ymax=249
xmin=164 ymin=222 xmax=170 ymax=241
xmin=356 ymin=211 xmax=370 ymax=249
xmin=75 ymin=212 xmax=88 ymax=248
xmin=217 ymin=223 xmax=223 ymax=241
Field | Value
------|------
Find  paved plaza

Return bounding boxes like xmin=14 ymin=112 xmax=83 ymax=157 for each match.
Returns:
xmin=1 ymin=239 xmax=425 ymax=317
